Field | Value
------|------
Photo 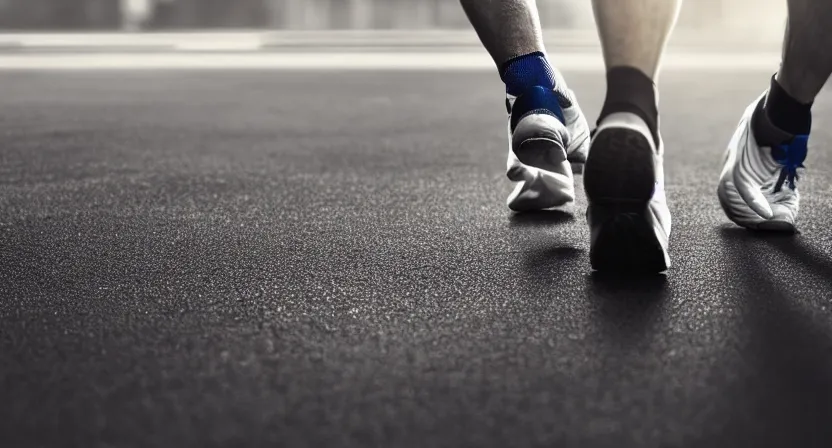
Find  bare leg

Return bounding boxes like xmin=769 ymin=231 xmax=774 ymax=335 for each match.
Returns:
xmin=592 ymin=0 xmax=683 ymax=80
xmin=459 ymin=0 xmax=545 ymax=66
xmin=754 ymin=0 xmax=832 ymax=148
xmin=776 ymin=0 xmax=832 ymax=104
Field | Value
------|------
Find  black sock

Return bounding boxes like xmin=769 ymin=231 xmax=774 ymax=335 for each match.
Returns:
xmin=761 ymin=74 xmax=812 ymax=136
xmin=750 ymin=95 xmax=790 ymax=147
xmin=597 ymin=66 xmax=660 ymax=147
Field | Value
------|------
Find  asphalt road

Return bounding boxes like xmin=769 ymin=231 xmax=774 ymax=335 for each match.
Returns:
xmin=2 ymin=68 xmax=832 ymax=448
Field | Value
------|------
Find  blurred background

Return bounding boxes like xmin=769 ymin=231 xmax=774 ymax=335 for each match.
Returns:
xmin=0 ymin=0 xmax=784 ymax=33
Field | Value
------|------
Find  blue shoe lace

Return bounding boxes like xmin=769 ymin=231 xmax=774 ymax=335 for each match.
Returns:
xmin=772 ymin=134 xmax=808 ymax=193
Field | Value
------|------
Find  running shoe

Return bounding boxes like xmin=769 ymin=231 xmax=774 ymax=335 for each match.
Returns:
xmin=583 ymin=112 xmax=672 ymax=273
xmin=717 ymin=93 xmax=804 ymax=232
xmin=506 ymin=73 xmax=591 ymax=212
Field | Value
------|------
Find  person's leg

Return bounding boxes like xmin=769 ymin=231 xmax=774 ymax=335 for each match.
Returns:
xmin=460 ymin=0 xmax=545 ymax=66
xmin=460 ymin=0 xmax=591 ymax=212
xmin=591 ymin=0 xmax=683 ymax=147
xmin=582 ymin=0 xmax=683 ymax=273
xmin=776 ymin=0 xmax=832 ymax=105
xmin=719 ymin=0 xmax=832 ymax=232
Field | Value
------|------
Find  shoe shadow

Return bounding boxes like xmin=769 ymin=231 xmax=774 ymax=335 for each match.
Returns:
xmin=586 ymin=271 xmax=670 ymax=346
xmin=508 ymin=209 xmax=583 ymax=301
xmin=719 ymin=225 xmax=832 ymax=288
xmin=716 ymin=227 xmax=832 ymax=445
xmin=762 ymin=234 xmax=832 ymax=289
xmin=509 ymin=209 xmax=671 ymax=346
xmin=516 ymin=244 xmax=584 ymax=290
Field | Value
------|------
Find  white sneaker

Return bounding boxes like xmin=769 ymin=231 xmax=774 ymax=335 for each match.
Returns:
xmin=717 ymin=93 xmax=805 ymax=232
xmin=505 ymin=78 xmax=590 ymax=212
xmin=583 ymin=112 xmax=672 ymax=273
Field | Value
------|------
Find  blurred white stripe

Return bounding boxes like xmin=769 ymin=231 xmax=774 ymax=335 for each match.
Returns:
xmin=0 ymin=52 xmax=781 ymax=71
xmin=0 ymin=30 xmax=783 ymax=51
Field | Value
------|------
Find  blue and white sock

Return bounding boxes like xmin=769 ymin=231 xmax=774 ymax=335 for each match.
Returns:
xmin=500 ymin=51 xmax=565 ymax=126
xmin=500 ymin=51 xmax=557 ymax=96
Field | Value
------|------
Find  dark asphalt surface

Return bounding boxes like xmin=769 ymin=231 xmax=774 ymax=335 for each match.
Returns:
xmin=2 ymin=69 xmax=832 ymax=447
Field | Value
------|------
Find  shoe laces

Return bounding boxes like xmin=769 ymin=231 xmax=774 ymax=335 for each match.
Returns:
xmin=772 ymin=134 xmax=808 ymax=193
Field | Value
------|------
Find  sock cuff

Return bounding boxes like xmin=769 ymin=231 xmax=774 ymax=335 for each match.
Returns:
xmin=752 ymin=93 xmax=793 ymax=146
xmin=768 ymin=74 xmax=813 ymax=109
xmin=500 ymin=51 xmax=556 ymax=96
xmin=764 ymin=74 xmax=813 ymax=135
xmin=499 ymin=51 xmax=547 ymax=81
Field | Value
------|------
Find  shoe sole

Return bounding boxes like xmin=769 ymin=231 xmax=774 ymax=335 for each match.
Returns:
xmin=755 ymin=220 xmax=797 ymax=233
xmin=507 ymin=138 xmax=575 ymax=212
xmin=516 ymin=137 xmax=567 ymax=172
xmin=584 ymin=127 xmax=668 ymax=273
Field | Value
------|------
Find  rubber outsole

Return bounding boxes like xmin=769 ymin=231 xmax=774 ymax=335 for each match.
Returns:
xmin=584 ymin=128 xmax=668 ymax=273
xmin=754 ymin=220 xmax=797 ymax=233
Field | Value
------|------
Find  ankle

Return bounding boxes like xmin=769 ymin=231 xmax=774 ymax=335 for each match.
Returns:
xmin=597 ymin=66 xmax=660 ymax=147
xmin=500 ymin=52 xmax=556 ymax=97
xmin=764 ymin=74 xmax=813 ymax=136
xmin=752 ymin=75 xmax=813 ymax=147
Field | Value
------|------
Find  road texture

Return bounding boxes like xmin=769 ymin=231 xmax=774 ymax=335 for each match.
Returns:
xmin=2 ymin=68 xmax=832 ymax=447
